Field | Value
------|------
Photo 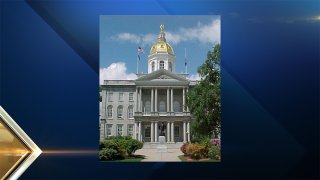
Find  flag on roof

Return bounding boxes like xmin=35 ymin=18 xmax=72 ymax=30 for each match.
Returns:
xmin=138 ymin=46 xmax=144 ymax=54
xmin=137 ymin=47 xmax=144 ymax=61
xmin=185 ymin=48 xmax=187 ymax=67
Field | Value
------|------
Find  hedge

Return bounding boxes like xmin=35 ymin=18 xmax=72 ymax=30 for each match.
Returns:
xmin=99 ymin=136 xmax=143 ymax=160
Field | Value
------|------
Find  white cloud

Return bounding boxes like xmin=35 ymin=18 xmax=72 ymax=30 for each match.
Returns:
xmin=175 ymin=19 xmax=220 ymax=45
xmin=100 ymin=62 xmax=137 ymax=84
xmin=111 ymin=33 xmax=140 ymax=43
xmin=141 ymin=33 xmax=158 ymax=45
xmin=187 ymin=73 xmax=201 ymax=81
xmin=110 ymin=18 xmax=220 ymax=46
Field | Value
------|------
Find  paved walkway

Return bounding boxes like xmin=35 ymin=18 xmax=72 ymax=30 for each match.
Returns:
xmin=135 ymin=147 xmax=183 ymax=162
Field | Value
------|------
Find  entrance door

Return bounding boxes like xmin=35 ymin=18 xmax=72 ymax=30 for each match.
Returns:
xmin=144 ymin=125 xmax=151 ymax=142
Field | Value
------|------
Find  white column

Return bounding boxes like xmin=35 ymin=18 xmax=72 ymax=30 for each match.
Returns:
xmin=167 ymin=121 xmax=170 ymax=142
xmin=186 ymin=88 xmax=189 ymax=112
xmin=155 ymin=88 xmax=158 ymax=112
xmin=187 ymin=121 xmax=190 ymax=142
xmin=183 ymin=88 xmax=185 ymax=112
xmin=151 ymin=122 xmax=154 ymax=143
xmin=151 ymin=88 xmax=154 ymax=112
xmin=167 ymin=88 xmax=170 ymax=112
xmin=171 ymin=88 xmax=174 ymax=112
xmin=135 ymin=88 xmax=138 ymax=112
xmin=134 ymin=122 xmax=137 ymax=140
xmin=154 ymin=121 xmax=158 ymax=142
xmin=139 ymin=122 xmax=142 ymax=141
xmin=139 ymin=88 xmax=142 ymax=112
xmin=171 ymin=122 xmax=174 ymax=142
xmin=183 ymin=121 xmax=186 ymax=143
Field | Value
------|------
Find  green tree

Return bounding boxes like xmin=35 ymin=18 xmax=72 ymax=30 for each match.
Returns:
xmin=186 ymin=44 xmax=221 ymax=139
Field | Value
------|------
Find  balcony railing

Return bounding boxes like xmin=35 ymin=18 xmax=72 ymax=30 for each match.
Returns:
xmin=134 ymin=112 xmax=191 ymax=117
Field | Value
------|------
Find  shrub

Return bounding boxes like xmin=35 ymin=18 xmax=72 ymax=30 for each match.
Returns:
xmin=100 ymin=138 xmax=126 ymax=159
xmin=126 ymin=139 xmax=143 ymax=156
xmin=180 ymin=143 xmax=189 ymax=155
xmin=211 ymin=138 xmax=221 ymax=147
xmin=200 ymin=137 xmax=212 ymax=157
xmin=99 ymin=148 xmax=119 ymax=160
xmin=186 ymin=143 xmax=207 ymax=160
xmin=191 ymin=136 xmax=202 ymax=143
xmin=99 ymin=136 xmax=143 ymax=160
xmin=208 ymin=145 xmax=221 ymax=160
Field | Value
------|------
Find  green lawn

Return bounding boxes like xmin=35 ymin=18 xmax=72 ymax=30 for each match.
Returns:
xmin=178 ymin=155 xmax=220 ymax=162
xmin=102 ymin=155 xmax=145 ymax=162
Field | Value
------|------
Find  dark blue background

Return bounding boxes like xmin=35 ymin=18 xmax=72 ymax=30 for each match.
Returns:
xmin=0 ymin=0 xmax=319 ymax=179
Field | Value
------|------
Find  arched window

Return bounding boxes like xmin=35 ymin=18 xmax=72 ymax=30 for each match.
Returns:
xmin=107 ymin=105 xmax=113 ymax=118
xmin=128 ymin=105 xmax=134 ymax=119
xmin=151 ymin=61 xmax=155 ymax=72
xmin=160 ymin=61 xmax=164 ymax=69
xmin=117 ymin=105 xmax=123 ymax=119
xmin=145 ymin=101 xmax=151 ymax=112
xmin=159 ymin=101 xmax=166 ymax=112
xmin=173 ymin=101 xmax=181 ymax=112
xmin=169 ymin=62 xmax=172 ymax=72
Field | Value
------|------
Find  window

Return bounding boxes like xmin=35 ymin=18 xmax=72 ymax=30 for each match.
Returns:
xmin=151 ymin=61 xmax=155 ymax=72
xmin=145 ymin=126 xmax=151 ymax=138
xmin=108 ymin=92 xmax=113 ymax=102
xmin=107 ymin=105 xmax=113 ymax=118
xmin=119 ymin=93 xmax=124 ymax=101
xmin=129 ymin=93 xmax=134 ymax=101
xmin=174 ymin=101 xmax=181 ymax=112
xmin=144 ymin=101 xmax=151 ymax=112
xmin=159 ymin=101 xmax=166 ymax=112
xmin=174 ymin=126 xmax=180 ymax=137
xmin=127 ymin=124 xmax=134 ymax=137
xmin=169 ymin=62 xmax=172 ymax=72
xmin=116 ymin=124 xmax=123 ymax=136
xmin=160 ymin=61 xmax=164 ymax=69
xmin=117 ymin=105 xmax=123 ymax=119
xmin=128 ymin=106 xmax=134 ymax=119
xmin=106 ymin=124 xmax=112 ymax=137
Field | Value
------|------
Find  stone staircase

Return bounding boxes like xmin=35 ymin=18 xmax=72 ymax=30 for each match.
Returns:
xmin=142 ymin=142 xmax=183 ymax=149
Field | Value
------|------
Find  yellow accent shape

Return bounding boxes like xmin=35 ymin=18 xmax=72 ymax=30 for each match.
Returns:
xmin=0 ymin=106 xmax=41 ymax=180
xmin=0 ymin=120 xmax=31 ymax=179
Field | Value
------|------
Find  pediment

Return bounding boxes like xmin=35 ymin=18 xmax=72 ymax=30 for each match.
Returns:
xmin=136 ymin=69 xmax=187 ymax=82
xmin=157 ymin=75 xmax=171 ymax=79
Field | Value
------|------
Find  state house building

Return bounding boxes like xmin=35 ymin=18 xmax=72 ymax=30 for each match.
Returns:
xmin=100 ymin=25 xmax=197 ymax=143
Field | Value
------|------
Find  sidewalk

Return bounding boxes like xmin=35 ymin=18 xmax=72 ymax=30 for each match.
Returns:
xmin=135 ymin=148 xmax=183 ymax=162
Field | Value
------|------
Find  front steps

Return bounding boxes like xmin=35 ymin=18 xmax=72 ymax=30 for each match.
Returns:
xmin=142 ymin=142 xmax=183 ymax=149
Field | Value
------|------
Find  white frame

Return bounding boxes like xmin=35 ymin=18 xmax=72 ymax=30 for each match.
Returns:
xmin=0 ymin=106 xmax=42 ymax=180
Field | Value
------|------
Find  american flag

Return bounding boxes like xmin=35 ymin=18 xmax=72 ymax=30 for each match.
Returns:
xmin=138 ymin=46 xmax=144 ymax=53
xmin=137 ymin=47 xmax=144 ymax=61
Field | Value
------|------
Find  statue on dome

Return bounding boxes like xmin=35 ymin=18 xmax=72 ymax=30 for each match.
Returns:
xmin=160 ymin=24 xmax=164 ymax=32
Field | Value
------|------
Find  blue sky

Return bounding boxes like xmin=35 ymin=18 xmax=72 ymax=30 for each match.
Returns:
xmin=100 ymin=16 xmax=220 ymax=83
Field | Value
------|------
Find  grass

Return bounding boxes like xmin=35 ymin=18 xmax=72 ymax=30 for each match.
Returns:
xmin=102 ymin=155 xmax=145 ymax=162
xmin=178 ymin=155 xmax=220 ymax=162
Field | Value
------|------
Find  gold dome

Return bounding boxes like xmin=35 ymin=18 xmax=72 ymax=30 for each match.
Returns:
xmin=150 ymin=41 xmax=174 ymax=55
xmin=149 ymin=24 xmax=174 ymax=55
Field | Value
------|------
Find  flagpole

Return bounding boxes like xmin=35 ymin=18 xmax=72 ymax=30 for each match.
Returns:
xmin=137 ymin=54 xmax=139 ymax=74
xmin=185 ymin=48 xmax=188 ymax=74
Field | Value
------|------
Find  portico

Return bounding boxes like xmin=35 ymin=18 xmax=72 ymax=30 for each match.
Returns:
xmin=134 ymin=69 xmax=192 ymax=143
